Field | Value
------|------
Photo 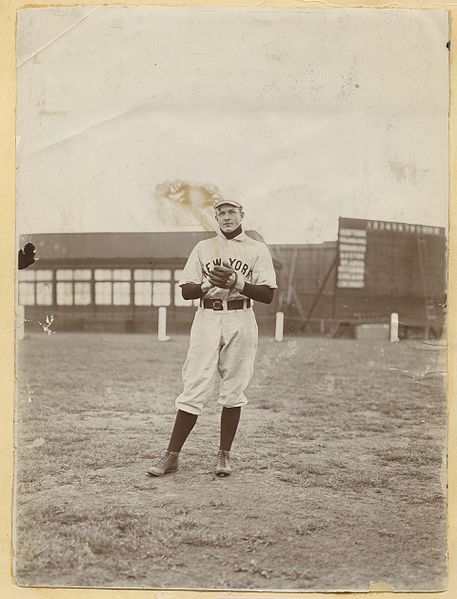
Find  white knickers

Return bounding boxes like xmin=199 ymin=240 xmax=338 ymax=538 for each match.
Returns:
xmin=175 ymin=307 xmax=258 ymax=415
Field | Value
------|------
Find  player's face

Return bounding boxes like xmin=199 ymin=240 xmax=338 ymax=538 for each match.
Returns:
xmin=215 ymin=205 xmax=243 ymax=233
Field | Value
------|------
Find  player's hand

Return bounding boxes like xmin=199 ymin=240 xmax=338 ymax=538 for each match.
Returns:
xmin=201 ymin=280 xmax=213 ymax=294
xmin=208 ymin=262 xmax=236 ymax=289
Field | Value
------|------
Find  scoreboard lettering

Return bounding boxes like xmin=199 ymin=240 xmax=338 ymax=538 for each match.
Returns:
xmin=366 ymin=220 xmax=442 ymax=235
xmin=337 ymin=227 xmax=367 ymax=289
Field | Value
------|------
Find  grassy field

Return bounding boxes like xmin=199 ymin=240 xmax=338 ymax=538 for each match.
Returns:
xmin=14 ymin=332 xmax=447 ymax=591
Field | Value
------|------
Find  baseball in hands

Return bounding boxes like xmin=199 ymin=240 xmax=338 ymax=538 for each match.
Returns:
xmin=207 ymin=260 xmax=244 ymax=290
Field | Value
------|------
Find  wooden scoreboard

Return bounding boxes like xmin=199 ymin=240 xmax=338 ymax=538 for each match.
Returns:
xmin=334 ymin=217 xmax=446 ymax=334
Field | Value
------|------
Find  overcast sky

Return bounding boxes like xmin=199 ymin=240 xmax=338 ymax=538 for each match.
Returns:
xmin=16 ymin=6 xmax=449 ymax=244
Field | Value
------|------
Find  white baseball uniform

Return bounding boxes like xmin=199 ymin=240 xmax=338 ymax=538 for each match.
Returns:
xmin=175 ymin=228 xmax=277 ymax=415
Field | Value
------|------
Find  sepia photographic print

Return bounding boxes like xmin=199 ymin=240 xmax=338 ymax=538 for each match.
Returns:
xmin=14 ymin=5 xmax=448 ymax=593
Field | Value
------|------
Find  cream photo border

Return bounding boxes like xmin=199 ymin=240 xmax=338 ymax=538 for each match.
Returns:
xmin=1 ymin=2 xmax=455 ymax=599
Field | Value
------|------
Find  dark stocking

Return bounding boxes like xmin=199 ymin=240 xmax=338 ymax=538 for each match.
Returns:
xmin=167 ymin=410 xmax=198 ymax=452
xmin=219 ymin=407 xmax=241 ymax=451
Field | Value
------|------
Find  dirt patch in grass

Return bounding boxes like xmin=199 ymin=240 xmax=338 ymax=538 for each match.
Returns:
xmin=14 ymin=333 xmax=447 ymax=591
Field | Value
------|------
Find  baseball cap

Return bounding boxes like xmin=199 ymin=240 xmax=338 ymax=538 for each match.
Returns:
xmin=213 ymin=198 xmax=243 ymax=211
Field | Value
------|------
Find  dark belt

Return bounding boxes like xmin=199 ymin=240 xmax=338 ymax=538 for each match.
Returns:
xmin=201 ymin=298 xmax=251 ymax=311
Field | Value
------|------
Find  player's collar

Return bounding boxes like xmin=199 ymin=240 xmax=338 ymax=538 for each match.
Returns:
xmin=217 ymin=227 xmax=246 ymax=242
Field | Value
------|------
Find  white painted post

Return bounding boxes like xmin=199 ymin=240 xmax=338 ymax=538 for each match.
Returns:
xmin=158 ymin=306 xmax=170 ymax=341
xmin=17 ymin=304 xmax=25 ymax=341
xmin=275 ymin=311 xmax=284 ymax=342
xmin=390 ymin=312 xmax=399 ymax=343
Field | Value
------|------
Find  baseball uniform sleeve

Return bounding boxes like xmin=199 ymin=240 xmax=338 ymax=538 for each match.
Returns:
xmin=178 ymin=243 xmax=203 ymax=286
xmin=252 ymin=244 xmax=278 ymax=288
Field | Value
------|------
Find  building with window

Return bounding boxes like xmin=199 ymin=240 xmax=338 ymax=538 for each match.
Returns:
xmin=20 ymin=219 xmax=443 ymax=338
xmin=18 ymin=231 xmax=279 ymax=334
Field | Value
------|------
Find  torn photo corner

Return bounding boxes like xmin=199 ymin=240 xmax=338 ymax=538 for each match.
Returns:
xmin=14 ymin=5 xmax=448 ymax=593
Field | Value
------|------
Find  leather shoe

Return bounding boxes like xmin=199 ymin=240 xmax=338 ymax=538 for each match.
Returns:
xmin=147 ymin=450 xmax=179 ymax=476
xmin=215 ymin=449 xmax=232 ymax=477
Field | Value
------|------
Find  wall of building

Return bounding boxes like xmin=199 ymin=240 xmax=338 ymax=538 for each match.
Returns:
xmin=18 ymin=229 xmax=447 ymax=337
xmin=18 ymin=260 xmax=279 ymax=335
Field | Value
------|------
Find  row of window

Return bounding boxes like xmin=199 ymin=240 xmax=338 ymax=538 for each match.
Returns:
xmin=18 ymin=268 xmax=176 ymax=282
xmin=18 ymin=281 xmax=199 ymax=307
xmin=18 ymin=269 xmax=199 ymax=307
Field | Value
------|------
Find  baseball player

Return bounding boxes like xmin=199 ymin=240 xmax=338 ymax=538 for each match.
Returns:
xmin=147 ymin=198 xmax=277 ymax=477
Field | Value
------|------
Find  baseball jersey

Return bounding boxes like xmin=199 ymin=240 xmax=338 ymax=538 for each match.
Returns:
xmin=179 ymin=229 xmax=277 ymax=301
